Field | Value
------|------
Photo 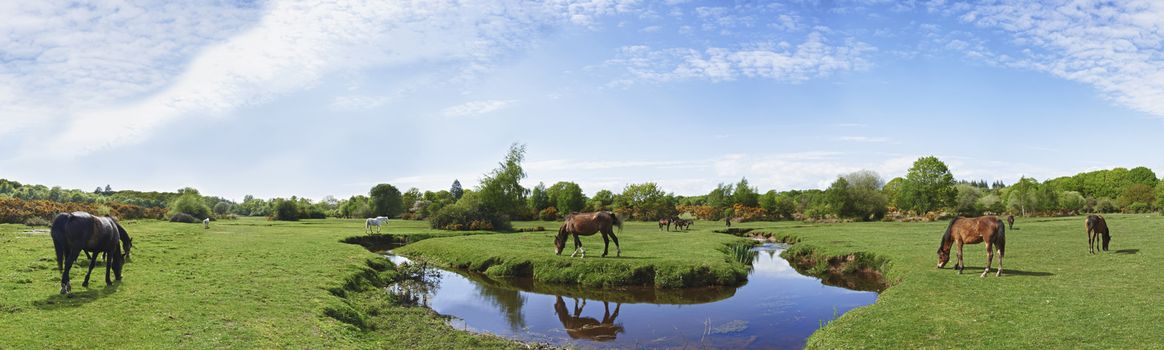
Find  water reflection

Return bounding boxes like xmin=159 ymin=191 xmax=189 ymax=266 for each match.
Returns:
xmin=385 ymin=243 xmax=878 ymax=349
xmin=554 ymin=296 xmax=624 ymax=341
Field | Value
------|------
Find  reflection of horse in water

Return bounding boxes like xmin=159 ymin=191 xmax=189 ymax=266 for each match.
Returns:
xmin=553 ymin=296 xmax=624 ymax=341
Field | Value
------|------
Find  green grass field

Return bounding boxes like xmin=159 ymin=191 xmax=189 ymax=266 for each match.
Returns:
xmin=0 ymin=217 xmax=522 ymax=349
xmin=3 ymin=215 xmax=1161 ymax=349
xmin=394 ymin=221 xmax=754 ymax=288
xmin=723 ymin=214 xmax=1162 ymax=349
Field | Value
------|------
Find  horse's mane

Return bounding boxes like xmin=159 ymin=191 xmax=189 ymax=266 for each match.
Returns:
xmin=938 ymin=216 xmax=959 ymax=253
xmin=607 ymin=211 xmax=623 ymax=232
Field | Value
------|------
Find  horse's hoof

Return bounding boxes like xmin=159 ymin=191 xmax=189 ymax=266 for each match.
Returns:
xmin=82 ymin=282 xmax=89 ymax=288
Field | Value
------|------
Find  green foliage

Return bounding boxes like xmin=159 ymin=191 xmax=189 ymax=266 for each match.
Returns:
xmin=1094 ymin=197 xmax=1118 ymax=213
xmin=546 ymin=181 xmax=586 ymax=214
xmin=236 ymin=195 xmax=269 ymax=216
xmin=587 ymin=189 xmax=615 ymax=211
xmin=1006 ymin=177 xmax=1039 ymax=216
xmin=976 ymin=194 xmax=1005 ymax=214
xmin=614 ymin=182 xmax=675 ymax=220
xmin=527 ymin=182 xmax=550 ymax=212
xmin=731 ymin=178 xmax=759 ymax=207
xmin=898 ymin=156 xmax=956 ymax=213
xmin=477 ymin=143 xmax=528 ymax=217
xmin=1156 ymin=182 xmax=1164 ymax=213
xmin=169 ymin=213 xmax=198 ymax=223
xmin=1058 ymin=191 xmax=1085 ymax=212
xmin=954 ymin=184 xmax=982 ymax=215
xmin=338 ymin=195 xmax=374 ymax=219
xmin=427 ymin=192 xmax=512 ymax=231
xmin=881 ymin=177 xmax=905 ymax=209
xmin=401 ymin=188 xmax=422 ymax=215
xmin=270 ymin=198 xmax=300 ymax=221
xmin=705 ymin=183 xmax=733 ymax=210
xmin=825 ymin=170 xmax=888 ymax=220
xmin=450 ymin=180 xmax=464 ymax=201
xmin=1117 ymin=183 xmax=1155 ymax=210
xmin=168 ymin=192 xmax=211 ymax=219
xmin=213 ymin=201 xmax=232 ymax=215
xmin=369 ymin=184 xmax=404 ymax=218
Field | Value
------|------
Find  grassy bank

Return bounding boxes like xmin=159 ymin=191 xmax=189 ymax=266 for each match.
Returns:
xmin=0 ymin=217 xmax=519 ymax=349
xmin=394 ymin=221 xmax=755 ymax=288
xmin=726 ymin=214 xmax=1163 ymax=349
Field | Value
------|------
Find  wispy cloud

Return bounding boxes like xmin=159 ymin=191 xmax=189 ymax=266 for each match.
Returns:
xmin=607 ymin=31 xmax=873 ymax=85
xmin=441 ymin=99 xmax=518 ymax=118
xmin=960 ymin=2 xmax=1164 ymax=118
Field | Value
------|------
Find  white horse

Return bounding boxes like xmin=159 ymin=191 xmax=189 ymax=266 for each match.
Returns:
xmin=365 ymin=216 xmax=389 ymax=234
xmin=203 ymin=218 xmax=210 ymax=229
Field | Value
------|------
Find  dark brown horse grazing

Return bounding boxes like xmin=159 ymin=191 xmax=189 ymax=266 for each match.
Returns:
xmin=553 ymin=296 xmax=623 ymax=341
xmin=673 ymin=218 xmax=691 ymax=231
xmin=1086 ymin=214 xmax=1111 ymax=254
xmin=554 ymin=211 xmax=622 ymax=258
xmin=937 ymin=216 xmax=1006 ymax=277
xmin=1007 ymin=215 xmax=1015 ymax=230
xmin=51 ymin=212 xmax=127 ymax=294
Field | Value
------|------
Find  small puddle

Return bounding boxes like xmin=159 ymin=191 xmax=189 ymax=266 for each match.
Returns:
xmin=382 ymin=243 xmax=877 ymax=349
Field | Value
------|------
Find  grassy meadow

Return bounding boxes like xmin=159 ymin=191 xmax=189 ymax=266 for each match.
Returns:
xmin=2 ymin=214 xmax=1162 ymax=349
xmin=0 ymin=217 xmax=522 ymax=349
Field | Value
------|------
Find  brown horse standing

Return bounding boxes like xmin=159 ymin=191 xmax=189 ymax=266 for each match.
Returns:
xmin=937 ymin=216 xmax=1006 ymax=277
xmin=1007 ymin=215 xmax=1015 ymax=229
xmin=554 ymin=211 xmax=622 ymax=258
xmin=658 ymin=217 xmax=672 ymax=231
xmin=1086 ymin=214 xmax=1111 ymax=254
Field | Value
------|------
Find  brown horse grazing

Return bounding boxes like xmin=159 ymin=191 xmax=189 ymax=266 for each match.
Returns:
xmin=554 ymin=296 xmax=623 ymax=341
xmin=1007 ymin=215 xmax=1015 ymax=230
xmin=1086 ymin=214 xmax=1111 ymax=254
xmin=554 ymin=211 xmax=622 ymax=258
xmin=937 ymin=216 xmax=1006 ymax=277
xmin=673 ymin=218 xmax=692 ymax=231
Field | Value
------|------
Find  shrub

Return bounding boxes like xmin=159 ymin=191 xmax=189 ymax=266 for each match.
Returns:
xmin=1094 ymin=197 xmax=1118 ymax=213
xmin=170 ymin=213 xmax=198 ymax=223
xmin=168 ymin=193 xmax=211 ymax=220
xmin=538 ymin=207 xmax=558 ymax=221
xmin=1127 ymin=202 xmax=1152 ymax=214
xmin=23 ymin=216 xmax=50 ymax=227
xmin=428 ymin=200 xmax=511 ymax=231
xmin=731 ymin=204 xmax=768 ymax=222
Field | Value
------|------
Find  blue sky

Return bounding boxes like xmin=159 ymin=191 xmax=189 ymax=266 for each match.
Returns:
xmin=2 ymin=1 xmax=1163 ymax=201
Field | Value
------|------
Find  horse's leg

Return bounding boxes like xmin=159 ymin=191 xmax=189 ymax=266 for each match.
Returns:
xmin=996 ymin=245 xmax=1004 ymax=277
xmin=104 ymin=247 xmax=114 ymax=285
xmin=82 ymin=250 xmax=98 ymax=288
xmin=601 ymin=233 xmax=611 ymax=257
xmin=955 ymin=241 xmax=964 ymax=274
xmin=981 ymin=241 xmax=994 ymax=278
xmin=61 ymin=247 xmax=81 ymax=294
xmin=610 ymin=231 xmax=621 ymax=257
xmin=1088 ymin=230 xmax=1096 ymax=254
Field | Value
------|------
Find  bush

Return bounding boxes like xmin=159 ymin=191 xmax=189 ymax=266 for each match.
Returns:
xmin=0 ymin=197 xmax=164 ymax=224
xmin=428 ymin=200 xmax=511 ymax=231
xmin=23 ymin=216 xmax=50 ymax=227
xmin=1094 ymin=197 xmax=1118 ymax=213
xmin=168 ymin=193 xmax=211 ymax=220
xmin=170 ymin=213 xmax=198 ymax=223
xmin=271 ymin=198 xmax=299 ymax=221
xmin=538 ymin=207 xmax=558 ymax=221
xmin=1127 ymin=202 xmax=1152 ymax=214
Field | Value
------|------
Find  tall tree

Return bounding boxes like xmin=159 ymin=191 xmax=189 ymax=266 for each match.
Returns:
xmin=898 ymin=156 xmax=956 ymax=214
xmin=369 ymin=183 xmax=404 ymax=217
xmin=1009 ymin=177 xmax=1037 ymax=216
xmin=547 ymin=181 xmax=586 ymax=214
xmin=528 ymin=182 xmax=550 ymax=212
xmin=477 ymin=143 xmax=528 ymax=216
xmin=450 ymin=180 xmax=464 ymax=201
xmin=732 ymin=178 xmax=759 ymax=207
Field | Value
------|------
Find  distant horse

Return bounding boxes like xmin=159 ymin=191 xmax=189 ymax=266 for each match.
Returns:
xmin=554 ymin=211 xmax=622 ymax=258
xmin=658 ymin=217 xmax=672 ymax=231
xmin=365 ymin=216 xmax=389 ymax=234
xmin=553 ymin=296 xmax=623 ymax=341
xmin=203 ymin=217 xmax=210 ymax=229
xmin=937 ymin=216 xmax=1006 ymax=277
xmin=673 ymin=218 xmax=692 ymax=231
xmin=1086 ymin=215 xmax=1111 ymax=254
xmin=51 ymin=212 xmax=127 ymax=294
xmin=1007 ymin=215 xmax=1015 ymax=230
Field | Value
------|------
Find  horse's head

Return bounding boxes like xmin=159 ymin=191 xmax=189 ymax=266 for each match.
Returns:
xmin=122 ymin=235 xmax=133 ymax=262
xmin=554 ymin=225 xmax=568 ymax=255
xmin=937 ymin=248 xmax=949 ymax=268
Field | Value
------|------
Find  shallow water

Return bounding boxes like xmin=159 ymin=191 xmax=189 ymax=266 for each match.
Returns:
xmin=385 ymin=243 xmax=877 ymax=349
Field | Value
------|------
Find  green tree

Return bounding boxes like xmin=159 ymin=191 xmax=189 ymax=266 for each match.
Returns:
xmin=270 ymin=198 xmax=299 ymax=221
xmin=1156 ymin=182 xmax=1164 ymax=213
xmin=451 ymin=180 xmax=464 ymax=201
xmin=1059 ymin=191 xmax=1085 ymax=212
xmin=882 ymin=177 xmax=904 ymax=209
xmin=547 ymin=181 xmax=586 ymax=214
xmin=898 ymin=156 xmax=956 ymax=214
xmin=1117 ymin=183 xmax=1155 ymax=211
xmin=527 ymin=182 xmax=550 ymax=212
xmin=614 ymin=182 xmax=674 ymax=220
xmin=705 ymin=183 xmax=733 ymax=210
xmin=588 ymin=189 xmax=615 ymax=211
xmin=1007 ymin=177 xmax=1038 ymax=216
xmin=213 ymin=201 xmax=232 ymax=216
xmin=954 ymin=184 xmax=982 ymax=215
xmin=168 ymin=192 xmax=211 ymax=219
xmin=369 ymin=184 xmax=404 ymax=217
xmin=477 ymin=143 xmax=528 ymax=216
xmin=732 ymin=178 xmax=759 ymax=207
xmin=401 ymin=188 xmax=422 ymax=214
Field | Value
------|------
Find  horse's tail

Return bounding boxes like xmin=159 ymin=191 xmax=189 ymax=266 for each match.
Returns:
xmin=609 ymin=211 xmax=623 ymax=232
xmin=995 ymin=217 xmax=1006 ymax=255
xmin=938 ymin=217 xmax=958 ymax=254
xmin=50 ymin=213 xmax=70 ymax=270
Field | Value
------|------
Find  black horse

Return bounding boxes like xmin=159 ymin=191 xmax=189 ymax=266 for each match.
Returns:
xmin=51 ymin=212 xmax=129 ymax=294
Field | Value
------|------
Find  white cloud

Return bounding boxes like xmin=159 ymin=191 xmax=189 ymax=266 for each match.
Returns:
xmin=5 ymin=0 xmax=638 ymax=157
xmin=607 ymin=31 xmax=873 ymax=84
xmin=961 ymin=2 xmax=1164 ymax=118
xmin=330 ymin=95 xmax=390 ymax=111
xmin=441 ymin=99 xmax=518 ymax=118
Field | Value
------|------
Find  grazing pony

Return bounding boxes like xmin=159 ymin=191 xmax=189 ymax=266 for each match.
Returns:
xmin=1007 ymin=215 xmax=1015 ymax=230
xmin=554 ymin=296 xmax=623 ymax=341
xmin=365 ymin=216 xmax=389 ymax=233
xmin=658 ymin=217 xmax=672 ymax=231
xmin=51 ymin=212 xmax=126 ymax=294
xmin=937 ymin=216 xmax=1006 ymax=277
xmin=203 ymin=217 xmax=210 ymax=229
xmin=554 ymin=211 xmax=622 ymax=258
xmin=1086 ymin=215 xmax=1111 ymax=254
xmin=673 ymin=218 xmax=692 ymax=231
